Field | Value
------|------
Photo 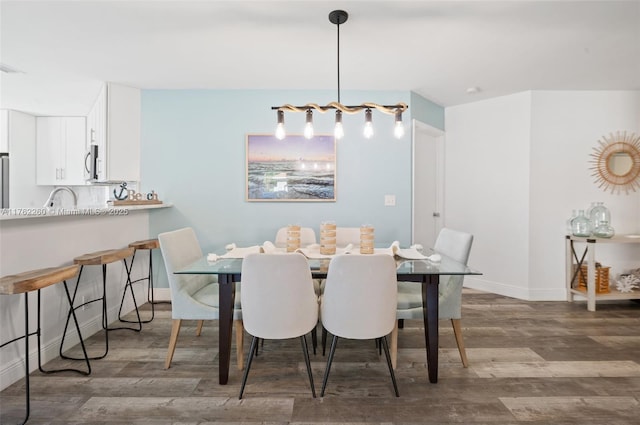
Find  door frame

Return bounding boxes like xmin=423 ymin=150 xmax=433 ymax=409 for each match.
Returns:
xmin=411 ymin=119 xmax=445 ymax=246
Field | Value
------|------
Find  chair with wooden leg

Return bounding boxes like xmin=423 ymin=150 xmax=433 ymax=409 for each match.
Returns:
xmin=158 ymin=227 xmax=244 ymax=370
xmin=392 ymin=228 xmax=474 ymax=369
xmin=0 ymin=265 xmax=91 ymax=425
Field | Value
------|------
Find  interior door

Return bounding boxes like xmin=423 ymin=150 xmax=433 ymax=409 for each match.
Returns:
xmin=412 ymin=120 xmax=444 ymax=250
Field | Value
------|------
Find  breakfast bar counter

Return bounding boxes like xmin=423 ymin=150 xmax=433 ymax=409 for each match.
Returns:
xmin=0 ymin=203 xmax=172 ymax=392
xmin=0 ymin=203 xmax=171 ymax=221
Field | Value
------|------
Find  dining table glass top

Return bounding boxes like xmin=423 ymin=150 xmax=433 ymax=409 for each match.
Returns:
xmin=175 ymin=250 xmax=481 ymax=277
xmin=173 ymin=243 xmax=481 ymax=386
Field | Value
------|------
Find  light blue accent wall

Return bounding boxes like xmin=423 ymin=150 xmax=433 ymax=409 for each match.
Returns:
xmin=141 ymin=89 xmax=442 ymax=288
xmin=410 ymin=92 xmax=445 ymax=130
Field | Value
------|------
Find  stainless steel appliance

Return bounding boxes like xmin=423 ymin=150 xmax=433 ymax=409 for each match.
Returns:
xmin=0 ymin=153 xmax=8 ymax=208
xmin=85 ymin=144 xmax=98 ymax=181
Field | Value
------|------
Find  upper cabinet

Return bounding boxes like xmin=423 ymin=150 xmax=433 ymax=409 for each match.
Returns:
xmin=86 ymin=83 xmax=140 ymax=182
xmin=36 ymin=116 xmax=86 ymax=185
xmin=0 ymin=110 xmax=8 ymax=152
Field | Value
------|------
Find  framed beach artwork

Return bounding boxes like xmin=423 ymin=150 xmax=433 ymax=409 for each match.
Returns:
xmin=246 ymin=134 xmax=336 ymax=201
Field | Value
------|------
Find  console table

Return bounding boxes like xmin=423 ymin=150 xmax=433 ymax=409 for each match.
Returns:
xmin=565 ymin=234 xmax=640 ymax=311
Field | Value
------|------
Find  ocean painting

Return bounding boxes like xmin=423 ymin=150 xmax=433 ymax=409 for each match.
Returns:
xmin=246 ymin=134 xmax=336 ymax=201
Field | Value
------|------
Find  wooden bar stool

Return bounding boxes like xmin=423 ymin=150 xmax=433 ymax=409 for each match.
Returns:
xmin=0 ymin=265 xmax=91 ymax=425
xmin=118 ymin=239 xmax=161 ymax=324
xmin=60 ymin=247 xmax=141 ymax=361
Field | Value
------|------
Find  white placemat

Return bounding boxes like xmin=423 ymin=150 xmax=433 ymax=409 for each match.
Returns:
xmin=261 ymin=241 xmax=287 ymax=254
xmin=218 ymin=245 xmax=263 ymax=259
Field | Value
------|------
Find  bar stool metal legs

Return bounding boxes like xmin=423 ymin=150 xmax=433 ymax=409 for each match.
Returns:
xmin=118 ymin=239 xmax=161 ymax=324
xmin=0 ymin=266 xmax=90 ymax=425
xmin=60 ymin=248 xmax=141 ymax=361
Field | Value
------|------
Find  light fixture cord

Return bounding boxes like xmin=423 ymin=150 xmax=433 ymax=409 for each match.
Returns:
xmin=272 ymin=10 xmax=408 ymax=117
xmin=336 ymin=19 xmax=341 ymax=104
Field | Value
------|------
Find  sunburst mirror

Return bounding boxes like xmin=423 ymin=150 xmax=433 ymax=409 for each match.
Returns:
xmin=589 ymin=131 xmax=640 ymax=194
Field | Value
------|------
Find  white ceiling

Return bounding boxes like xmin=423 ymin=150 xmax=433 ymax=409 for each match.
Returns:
xmin=1 ymin=0 xmax=639 ymax=116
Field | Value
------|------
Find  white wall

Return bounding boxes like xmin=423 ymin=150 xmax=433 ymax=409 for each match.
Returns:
xmin=444 ymin=92 xmax=532 ymax=299
xmin=529 ymin=91 xmax=640 ymax=299
xmin=143 ymin=89 xmax=417 ymax=292
xmin=445 ymin=90 xmax=640 ymax=300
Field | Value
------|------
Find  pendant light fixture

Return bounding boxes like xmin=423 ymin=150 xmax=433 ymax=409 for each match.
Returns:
xmin=272 ymin=10 xmax=408 ymax=140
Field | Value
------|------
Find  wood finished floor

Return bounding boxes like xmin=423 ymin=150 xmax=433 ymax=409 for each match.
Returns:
xmin=2 ymin=289 xmax=640 ymax=424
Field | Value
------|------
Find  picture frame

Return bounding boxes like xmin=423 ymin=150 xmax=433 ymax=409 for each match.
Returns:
xmin=246 ymin=134 xmax=336 ymax=202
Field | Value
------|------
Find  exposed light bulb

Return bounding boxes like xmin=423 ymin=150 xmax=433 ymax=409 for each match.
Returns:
xmin=334 ymin=110 xmax=344 ymax=140
xmin=275 ymin=110 xmax=286 ymax=140
xmin=363 ymin=109 xmax=374 ymax=139
xmin=394 ymin=121 xmax=405 ymax=139
xmin=304 ymin=109 xmax=314 ymax=139
xmin=394 ymin=111 xmax=404 ymax=139
xmin=334 ymin=122 xmax=344 ymax=140
xmin=304 ymin=122 xmax=314 ymax=139
xmin=363 ymin=122 xmax=374 ymax=139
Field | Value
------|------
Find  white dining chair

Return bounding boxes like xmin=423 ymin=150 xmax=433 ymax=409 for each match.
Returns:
xmin=158 ymin=227 xmax=244 ymax=370
xmin=320 ymin=254 xmax=399 ymax=397
xmin=275 ymin=225 xmax=321 ymax=353
xmin=239 ymin=253 xmax=319 ymax=399
xmin=274 ymin=226 xmax=317 ymax=248
xmin=335 ymin=227 xmax=361 ymax=247
xmin=392 ymin=227 xmax=474 ymax=369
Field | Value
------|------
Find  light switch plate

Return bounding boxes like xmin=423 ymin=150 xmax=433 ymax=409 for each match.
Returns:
xmin=384 ymin=194 xmax=396 ymax=206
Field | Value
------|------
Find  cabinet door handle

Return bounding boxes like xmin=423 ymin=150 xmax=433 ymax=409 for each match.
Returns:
xmin=56 ymin=168 xmax=60 ymax=179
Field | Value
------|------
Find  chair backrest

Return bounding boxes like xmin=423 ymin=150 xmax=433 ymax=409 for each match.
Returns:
xmin=274 ymin=227 xmax=317 ymax=248
xmin=241 ymin=253 xmax=318 ymax=339
xmin=321 ymin=254 xmax=397 ymax=339
xmin=433 ymin=228 xmax=474 ymax=319
xmin=434 ymin=228 xmax=473 ymax=265
xmin=336 ymin=227 xmax=361 ymax=247
xmin=158 ymin=227 xmax=217 ymax=318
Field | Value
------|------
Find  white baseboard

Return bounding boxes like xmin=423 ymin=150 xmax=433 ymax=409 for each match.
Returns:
xmin=464 ymin=276 xmax=566 ymax=301
xmin=527 ymin=287 xmax=567 ymax=301
xmin=152 ymin=288 xmax=171 ymax=302
xmin=0 ymin=300 xmax=145 ymax=392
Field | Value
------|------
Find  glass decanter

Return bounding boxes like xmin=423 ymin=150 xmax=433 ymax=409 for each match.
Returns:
xmin=593 ymin=220 xmax=615 ymax=238
xmin=571 ymin=209 xmax=592 ymax=237
xmin=589 ymin=202 xmax=611 ymax=230
xmin=566 ymin=209 xmax=577 ymax=234
xmin=585 ymin=202 xmax=597 ymax=221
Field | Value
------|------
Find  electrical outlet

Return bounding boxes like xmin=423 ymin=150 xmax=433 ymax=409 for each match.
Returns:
xmin=384 ymin=194 xmax=396 ymax=206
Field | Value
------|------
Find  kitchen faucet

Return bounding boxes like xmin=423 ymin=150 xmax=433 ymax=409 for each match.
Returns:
xmin=43 ymin=186 xmax=78 ymax=208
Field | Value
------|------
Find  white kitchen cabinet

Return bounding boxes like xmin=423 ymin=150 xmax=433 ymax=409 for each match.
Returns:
xmin=86 ymin=82 xmax=140 ymax=182
xmin=36 ymin=116 xmax=86 ymax=185
xmin=0 ymin=110 xmax=8 ymax=152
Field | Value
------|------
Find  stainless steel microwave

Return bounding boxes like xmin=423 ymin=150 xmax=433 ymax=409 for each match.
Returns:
xmin=85 ymin=144 xmax=98 ymax=181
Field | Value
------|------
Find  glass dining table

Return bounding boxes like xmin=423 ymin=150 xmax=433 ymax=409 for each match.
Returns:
xmin=176 ymin=250 xmax=481 ymax=385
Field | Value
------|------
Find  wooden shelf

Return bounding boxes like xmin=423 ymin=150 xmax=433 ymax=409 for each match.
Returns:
xmin=567 ymin=234 xmax=640 ymax=244
xmin=569 ymin=287 xmax=640 ymax=301
xmin=566 ymin=234 xmax=640 ymax=311
xmin=109 ymin=199 xmax=162 ymax=206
